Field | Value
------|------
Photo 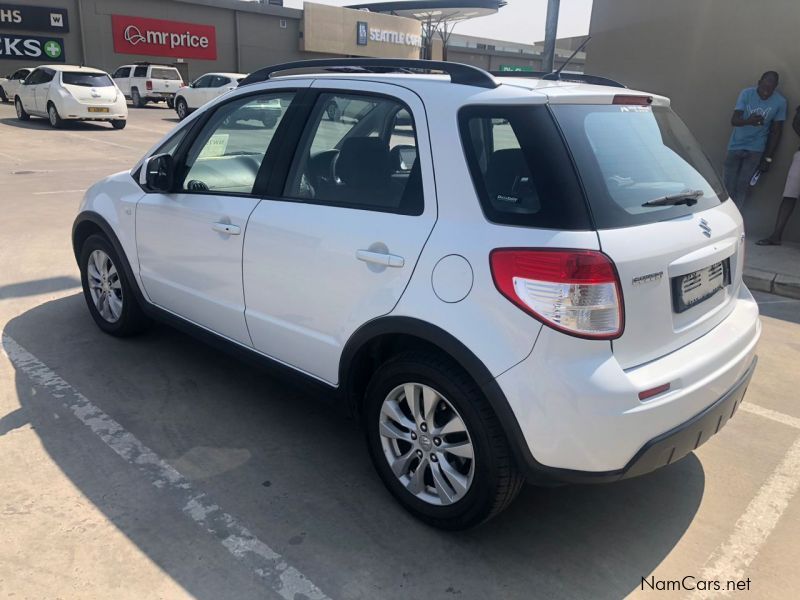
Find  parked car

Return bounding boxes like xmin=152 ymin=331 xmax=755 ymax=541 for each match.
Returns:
xmin=15 ymin=65 xmax=127 ymax=129
xmin=174 ymin=72 xmax=246 ymax=120
xmin=0 ymin=67 xmax=33 ymax=103
xmin=112 ymin=63 xmax=183 ymax=108
xmin=72 ymin=60 xmax=760 ymax=530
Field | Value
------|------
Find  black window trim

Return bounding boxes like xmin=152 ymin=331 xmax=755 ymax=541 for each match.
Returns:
xmin=263 ymin=88 xmax=426 ymax=217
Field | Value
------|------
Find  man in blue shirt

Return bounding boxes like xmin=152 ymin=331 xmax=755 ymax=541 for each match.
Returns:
xmin=724 ymin=71 xmax=786 ymax=210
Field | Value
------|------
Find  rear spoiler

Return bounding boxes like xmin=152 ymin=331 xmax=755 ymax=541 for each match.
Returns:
xmin=491 ymin=71 xmax=626 ymax=89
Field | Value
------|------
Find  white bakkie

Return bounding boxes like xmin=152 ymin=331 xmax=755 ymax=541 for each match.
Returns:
xmin=113 ymin=63 xmax=183 ymax=108
xmin=72 ymin=60 xmax=760 ymax=530
xmin=15 ymin=65 xmax=127 ymax=129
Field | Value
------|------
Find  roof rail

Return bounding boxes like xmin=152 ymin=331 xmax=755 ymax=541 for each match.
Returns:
xmin=239 ymin=59 xmax=498 ymax=89
xmin=491 ymin=70 xmax=626 ymax=88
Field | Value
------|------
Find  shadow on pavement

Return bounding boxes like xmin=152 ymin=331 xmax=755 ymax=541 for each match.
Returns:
xmin=0 ymin=276 xmax=80 ymax=299
xmin=0 ymin=117 xmax=117 ymax=132
xmin=753 ymin=290 xmax=800 ymax=325
xmin=3 ymin=294 xmax=705 ymax=600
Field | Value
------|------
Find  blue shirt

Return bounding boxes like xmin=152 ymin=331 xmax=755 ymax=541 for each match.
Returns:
xmin=728 ymin=87 xmax=787 ymax=152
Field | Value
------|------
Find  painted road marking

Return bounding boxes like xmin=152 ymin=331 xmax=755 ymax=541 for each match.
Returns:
xmin=690 ymin=435 xmax=800 ymax=598
xmin=32 ymin=189 xmax=86 ymax=195
xmin=65 ymin=133 xmax=138 ymax=151
xmin=741 ymin=402 xmax=800 ymax=430
xmin=0 ymin=333 xmax=330 ymax=600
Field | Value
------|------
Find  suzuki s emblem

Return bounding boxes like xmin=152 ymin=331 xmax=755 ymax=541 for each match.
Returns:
xmin=699 ymin=218 xmax=712 ymax=238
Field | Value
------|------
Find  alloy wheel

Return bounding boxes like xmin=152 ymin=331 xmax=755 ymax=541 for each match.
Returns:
xmin=379 ymin=382 xmax=475 ymax=506
xmin=86 ymin=249 xmax=123 ymax=323
xmin=15 ymin=99 xmax=22 ymax=118
xmin=177 ymin=100 xmax=187 ymax=119
xmin=48 ymin=105 xmax=58 ymax=126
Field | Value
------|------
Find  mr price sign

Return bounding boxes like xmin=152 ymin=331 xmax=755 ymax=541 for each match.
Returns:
xmin=111 ymin=15 xmax=216 ymax=60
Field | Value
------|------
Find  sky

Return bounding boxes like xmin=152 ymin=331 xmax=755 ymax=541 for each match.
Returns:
xmin=280 ymin=0 xmax=595 ymax=45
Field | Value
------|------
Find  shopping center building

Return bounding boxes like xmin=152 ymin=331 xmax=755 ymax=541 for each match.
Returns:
xmin=0 ymin=0 xmax=582 ymax=82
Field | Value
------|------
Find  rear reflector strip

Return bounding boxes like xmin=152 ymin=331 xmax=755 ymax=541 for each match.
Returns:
xmin=639 ymin=383 xmax=671 ymax=401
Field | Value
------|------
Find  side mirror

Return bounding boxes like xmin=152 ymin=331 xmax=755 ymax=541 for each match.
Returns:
xmin=145 ymin=154 xmax=174 ymax=193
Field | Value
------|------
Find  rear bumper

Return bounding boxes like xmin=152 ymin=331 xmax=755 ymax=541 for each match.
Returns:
xmin=494 ymin=284 xmax=761 ymax=482
xmin=60 ymin=98 xmax=127 ymax=121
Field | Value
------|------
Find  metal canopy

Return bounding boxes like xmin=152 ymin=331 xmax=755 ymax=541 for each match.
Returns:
xmin=347 ymin=0 xmax=505 ymax=23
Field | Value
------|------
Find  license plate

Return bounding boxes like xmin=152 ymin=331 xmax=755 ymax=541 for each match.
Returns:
xmin=671 ymin=259 xmax=730 ymax=313
xmin=88 ymin=107 xmax=109 ymax=113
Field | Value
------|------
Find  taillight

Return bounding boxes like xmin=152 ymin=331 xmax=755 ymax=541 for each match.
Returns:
xmin=613 ymin=94 xmax=653 ymax=106
xmin=490 ymin=249 xmax=624 ymax=339
xmin=146 ymin=80 xmax=153 ymax=91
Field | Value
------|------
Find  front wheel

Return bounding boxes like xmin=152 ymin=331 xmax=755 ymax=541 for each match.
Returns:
xmin=0 ymin=87 xmax=7 ymax=103
xmin=364 ymin=352 xmax=524 ymax=530
xmin=175 ymin=97 xmax=188 ymax=120
xmin=79 ymin=234 xmax=148 ymax=336
xmin=15 ymin=97 xmax=29 ymax=121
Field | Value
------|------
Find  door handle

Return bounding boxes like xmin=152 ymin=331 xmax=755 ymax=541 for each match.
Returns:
xmin=356 ymin=249 xmax=405 ymax=268
xmin=212 ymin=222 xmax=241 ymax=235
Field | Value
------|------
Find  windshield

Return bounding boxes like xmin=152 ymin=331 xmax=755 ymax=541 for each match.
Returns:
xmin=151 ymin=68 xmax=181 ymax=80
xmin=552 ymin=104 xmax=725 ymax=228
xmin=62 ymin=72 xmax=113 ymax=87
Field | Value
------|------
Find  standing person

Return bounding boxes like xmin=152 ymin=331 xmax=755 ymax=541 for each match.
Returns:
xmin=758 ymin=105 xmax=800 ymax=245
xmin=724 ymin=71 xmax=786 ymax=210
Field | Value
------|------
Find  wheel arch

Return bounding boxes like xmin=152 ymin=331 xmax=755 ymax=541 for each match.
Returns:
xmin=72 ymin=212 xmax=148 ymax=308
xmin=339 ymin=316 xmax=533 ymax=472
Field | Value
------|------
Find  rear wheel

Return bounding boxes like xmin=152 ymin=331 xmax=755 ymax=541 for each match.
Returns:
xmin=47 ymin=103 xmax=63 ymax=128
xmin=131 ymin=88 xmax=145 ymax=108
xmin=79 ymin=234 xmax=148 ymax=337
xmin=111 ymin=119 xmax=126 ymax=130
xmin=15 ymin=97 xmax=29 ymax=121
xmin=166 ymin=98 xmax=174 ymax=109
xmin=175 ymin=97 xmax=189 ymax=120
xmin=365 ymin=352 xmax=524 ymax=530
xmin=326 ymin=100 xmax=341 ymax=122
xmin=0 ymin=87 xmax=7 ymax=103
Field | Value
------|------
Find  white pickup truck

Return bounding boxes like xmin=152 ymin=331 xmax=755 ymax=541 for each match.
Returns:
xmin=112 ymin=63 xmax=183 ymax=108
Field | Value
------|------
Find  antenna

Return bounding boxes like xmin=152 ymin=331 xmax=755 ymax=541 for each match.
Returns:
xmin=542 ymin=36 xmax=591 ymax=81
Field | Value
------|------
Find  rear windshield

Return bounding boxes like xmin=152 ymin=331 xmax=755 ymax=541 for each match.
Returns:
xmin=459 ymin=105 xmax=591 ymax=230
xmin=151 ymin=68 xmax=181 ymax=80
xmin=552 ymin=104 xmax=726 ymax=228
xmin=62 ymin=72 xmax=113 ymax=87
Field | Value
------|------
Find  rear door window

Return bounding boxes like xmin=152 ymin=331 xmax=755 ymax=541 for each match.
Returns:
xmin=459 ymin=105 xmax=591 ymax=229
xmin=133 ymin=66 xmax=148 ymax=77
xmin=283 ymin=93 xmax=423 ymax=215
xmin=552 ymin=104 xmax=725 ymax=228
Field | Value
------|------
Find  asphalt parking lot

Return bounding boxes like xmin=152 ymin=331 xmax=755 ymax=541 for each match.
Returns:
xmin=1 ymin=102 xmax=799 ymax=600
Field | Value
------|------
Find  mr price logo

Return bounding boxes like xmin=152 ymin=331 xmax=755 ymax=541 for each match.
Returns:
xmin=123 ymin=24 xmax=210 ymax=51
xmin=112 ymin=15 xmax=216 ymax=60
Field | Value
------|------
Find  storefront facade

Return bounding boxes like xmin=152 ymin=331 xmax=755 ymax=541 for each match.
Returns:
xmin=0 ymin=0 xmax=427 ymax=81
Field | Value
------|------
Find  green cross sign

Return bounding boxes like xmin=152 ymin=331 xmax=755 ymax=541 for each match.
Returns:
xmin=43 ymin=41 xmax=62 ymax=59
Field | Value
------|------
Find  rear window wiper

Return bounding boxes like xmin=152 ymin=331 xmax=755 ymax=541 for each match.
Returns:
xmin=641 ymin=189 xmax=704 ymax=207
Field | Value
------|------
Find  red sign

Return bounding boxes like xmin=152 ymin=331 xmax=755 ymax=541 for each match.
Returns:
xmin=111 ymin=15 xmax=217 ymax=60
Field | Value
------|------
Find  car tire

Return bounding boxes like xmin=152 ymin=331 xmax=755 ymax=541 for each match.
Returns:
xmin=15 ymin=97 xmax=30 ymax=121
xmin=47 ymin=103 xmax=63 ymax=128
xmin=111 ymin=119 xmax=126 ymax=130
xmin=131 ymin=88 xmax=145 ymax=108
xmin=175 ymin=97 xmax=189 ymax=120
xmin=0 ymin=87 xmax=7 ymax=103
xmin=364 ymin=351 xmax=524 ymax=530
xmin=326 ymin=101 xmax=341 ymax=122
xmin=166 ymin=98 xmax=174 ymax=109
xmin=79 ymin=234 xmax=149 ymax=337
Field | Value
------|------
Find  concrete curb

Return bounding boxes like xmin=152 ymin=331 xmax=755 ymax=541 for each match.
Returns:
xmin=744 ymin=268 xmax=800 ymax=300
